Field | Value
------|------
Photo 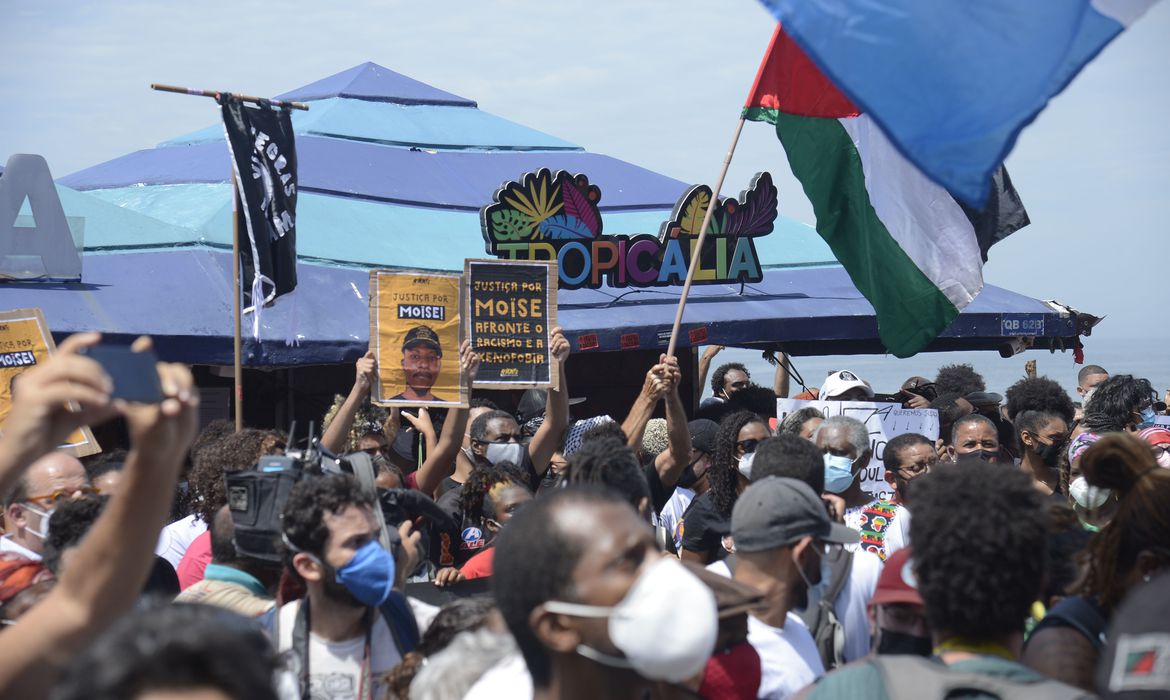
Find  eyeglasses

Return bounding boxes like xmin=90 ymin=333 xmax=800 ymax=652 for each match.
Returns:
xmin=1153 ymin=445 xmax=1170 ymax=457
xmin=896 ymin=457 xmax=938 ymax=478
xmin=736 ymin=439 xmax=762 ymax=454
xmin=25 ymin=485 xmax=98 ymax=507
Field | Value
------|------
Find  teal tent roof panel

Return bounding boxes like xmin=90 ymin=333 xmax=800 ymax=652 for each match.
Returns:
xmin=162 ymin=98 xmax=581 ymax=152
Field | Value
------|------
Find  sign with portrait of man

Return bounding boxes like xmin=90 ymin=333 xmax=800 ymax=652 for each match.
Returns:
xmin=369 ymin=270 xmax=467 ymax=408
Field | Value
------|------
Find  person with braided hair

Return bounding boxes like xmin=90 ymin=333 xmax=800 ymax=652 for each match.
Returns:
xmin=1023 ymin=432 xmax=1170 ymax=692
xmin=433 ymin=462 xmax=532 ymax=584
xmin=680 ymin=410 xmax=770 ymax=564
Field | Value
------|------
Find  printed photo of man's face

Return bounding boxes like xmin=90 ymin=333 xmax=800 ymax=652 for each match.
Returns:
xmin=402 ymin=344 xmax=441 ymax=392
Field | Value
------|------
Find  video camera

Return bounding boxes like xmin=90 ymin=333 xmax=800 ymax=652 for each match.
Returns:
xmin=226 ymin=422 xmax=455 ymax=564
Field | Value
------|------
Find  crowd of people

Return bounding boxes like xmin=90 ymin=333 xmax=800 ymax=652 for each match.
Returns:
xmin=0 ymin=331 xmax=1168 ymax=700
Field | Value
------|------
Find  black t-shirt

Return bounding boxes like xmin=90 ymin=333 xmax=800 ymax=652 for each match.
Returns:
xmin=679 ymin=490 xmax=730 ymax=562
xmin=435 ymin=476 xmax=462 ymax=501
xmin=644 ymin=461 xmax=672 ymax=515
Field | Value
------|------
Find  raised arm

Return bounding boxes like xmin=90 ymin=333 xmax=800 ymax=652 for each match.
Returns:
xmin=773 ymin=351 xmax=790 ymax=399
xmin=0 ymin=338 xmax=199 ymax=699
xmin=622 ymin=360 xmax=669 ymax=453
xmin=655 ymin=355 xmax=691 ymax=490
xmin=321 ymin=350 xmax=377 ymax=454
xmin=411 ymin=341 xmax=479 ymax=496
xmin=0 ymin=333 xmax=118 ymax=497
xmin=696 ymin=345 xmax=723 ymax=400
xmin=528 ymin=327 xmax=570 ymax=474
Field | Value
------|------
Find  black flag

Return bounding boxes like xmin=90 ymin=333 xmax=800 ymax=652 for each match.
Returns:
xmin=222 ymin=100 xmax=298 ymax=310
xmin=959 ymin=166 xmax=1030 ymax=263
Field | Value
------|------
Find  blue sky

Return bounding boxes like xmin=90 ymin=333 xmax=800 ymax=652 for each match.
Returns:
xmin=3 ymin=1 xmax=1167 ymax=347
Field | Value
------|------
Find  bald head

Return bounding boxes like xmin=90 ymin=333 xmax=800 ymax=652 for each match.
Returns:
xmin=5 ymin=451 xmax=89 ymax=507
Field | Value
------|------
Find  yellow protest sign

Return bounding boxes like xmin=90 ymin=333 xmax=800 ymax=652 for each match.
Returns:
xmin=0 ymin=308 xmax=101 ymax=457
xmin=369 ymin=271 xmax=467 ymax=408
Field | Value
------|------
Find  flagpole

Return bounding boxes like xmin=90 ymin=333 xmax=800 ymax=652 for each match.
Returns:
xmin=665 ymin=117 xmax=747 ymax=360
xmin=231 ymin=171 xmax=244 ymax=432
xmin=150 ymin=82 xmax=309 ymax=432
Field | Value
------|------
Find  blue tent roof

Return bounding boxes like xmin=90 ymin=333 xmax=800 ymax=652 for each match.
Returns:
xmin=9 ymin=61 xmax=1079 ymax=365
xmin=2 ymin=249 xmax=1072 ymax=366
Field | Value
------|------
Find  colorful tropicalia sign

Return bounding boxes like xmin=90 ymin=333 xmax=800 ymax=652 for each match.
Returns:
xmin=479 ymin=168 xmax=777 ymax=289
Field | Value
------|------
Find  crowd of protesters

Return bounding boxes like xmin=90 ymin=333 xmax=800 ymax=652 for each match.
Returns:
xmin=0 ymin=331 xmax=1168 ymax=700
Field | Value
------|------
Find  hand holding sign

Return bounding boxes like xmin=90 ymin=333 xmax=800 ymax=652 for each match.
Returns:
xmin=355 ymin=350 xmax=377 ymax=397
xmin=550 ymin=326 xmax=570 ymax=364
xmin=0 ymin=332 xmax=115 ymax=463
xmin=459 ymin=339 xmax=481 ymax=385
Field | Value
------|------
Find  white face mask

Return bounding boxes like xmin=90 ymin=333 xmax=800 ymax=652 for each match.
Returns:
xmin=484 ymin=442 xmax=525 ymax=467
xmin=22 ymin=503 xmax=52 ymax=540
xmin=542 ymin=557 xmax=718 ymax=682
xmin=1069 ymin=476 xmax=1111 ymax=510
xmin=737 ymin=452 xmax=756 ymax=480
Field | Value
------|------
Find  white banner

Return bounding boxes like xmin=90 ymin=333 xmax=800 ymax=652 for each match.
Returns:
xmin=777 ymin=399 xmax=939 ymax=501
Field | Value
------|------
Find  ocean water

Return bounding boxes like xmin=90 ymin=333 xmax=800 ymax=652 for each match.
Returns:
xmin=709 ymin=336 xmax=1170 ymax=404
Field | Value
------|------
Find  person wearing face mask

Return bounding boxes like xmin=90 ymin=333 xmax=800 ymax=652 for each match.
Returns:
xmin=493 ymin=485 xmax=721 ymax=700
xmin=812 ymin=416 xmax=874 ymax=516
xmin=660 ymin=419 xmax=719 ymax=553
xmin=276 ymin=473 xmax=423 ymax=700
xmin=2 ymin=451 xmax=92 ymax=561
xmin=680 ymin=411 xmax=770 ymax=565
xmin=948 ymin=414 xmax=1001 ymax=463
xmin=432 ymin=463 xmax=532 ymax=585
xmin=1138 ymin=426 xmax=1170 ymax=469
xmin=1015 ymin=410 xmax=1070 ymax=498
xmin=719 ymin=477 xmax=860 ymax=699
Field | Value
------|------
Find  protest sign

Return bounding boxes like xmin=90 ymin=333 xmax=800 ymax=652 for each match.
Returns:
xmin=465 ymin=259 xmax=558 ymax=390
xmin=777 ymin=398 xmax=939 ymax=501
xmin=369 ymin=271 xmax=466 ymax=407
xmin=0 ymin=308 xmax=100 ymax=457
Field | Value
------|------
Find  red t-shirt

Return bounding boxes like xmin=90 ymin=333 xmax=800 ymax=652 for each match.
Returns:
xmin=176 ymin=530 xmax=212 ymax=590
xmin=459 ymin=547 xmax=494 ymax=580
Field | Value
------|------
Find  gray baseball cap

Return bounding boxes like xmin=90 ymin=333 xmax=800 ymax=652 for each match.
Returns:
xmin=731 ymin=477 xmax=859 ymax=553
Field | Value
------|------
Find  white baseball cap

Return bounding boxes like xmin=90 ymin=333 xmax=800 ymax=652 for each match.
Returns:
xmin=820 ymin=369 xmax=874 ymax=399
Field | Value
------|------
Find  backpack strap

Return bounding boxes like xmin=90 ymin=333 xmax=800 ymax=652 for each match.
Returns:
xmin=823 ymin=549 xmax=853 ymax=605
xmin=378 ymin=590 xmax=420 ymax=656
xmin=871 ymin=655 xmax=1094 ymax=700
xmin=1029 ymin=596 xmax=1108 ymax=652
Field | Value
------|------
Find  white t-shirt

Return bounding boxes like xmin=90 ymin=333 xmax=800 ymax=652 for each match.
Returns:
xmin=748 ymin=612 xmax=825 ymax=700
xmin=462 ymin=652 xmax=534 ymax=700
xmin=155 ymin=513 xmax=207 ymax=569
xmin=884 ymin=504 xmax=911 ymax=556
xmin=276 ymin=600 xmax=402 ymax=700
xmin=659 ymin=486 xmax=695 ymax=551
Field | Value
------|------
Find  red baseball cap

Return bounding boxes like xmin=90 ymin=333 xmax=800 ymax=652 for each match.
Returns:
xmin=870 ymin=547 xmax=924 ymax=608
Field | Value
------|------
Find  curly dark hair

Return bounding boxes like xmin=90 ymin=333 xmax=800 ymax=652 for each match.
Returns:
xmin=710 ymin=411 xmax=766 ymax=518
xmin=386 ymin=598 xmax=497 ymax=700
xmin=710 ymin=362 xmax=749 ymax=397
xmin=565 ymin=436 xmax=648 ymax=512
xmin=1081 ymin=374 xmax=1156 ymax=434
xmin=1004 ymin=376 xmax=1075 ymax=423
xmin=909 ymin=461 xmax=1047 ymax=639
xmin=883 ymin=433 xmax=934 ymax=473
xmin=1078 ymin=432 xmax=1170 ymax=611
xmin=44 ymin=494 xmax=109 ymax=575
xmin=188 ymin=428 xmax=281 ymax=525
xmin=83 ymin=449 xmax=127 ymax=481
xmin=51 ymin=602 xmax=278 ymax=700
xmin=461 ymin=462 xmax=529 ymax=526
xmin=492 ymin=486 xmax=627 ymax=688
xmin=750 ymin=434 xmax=825 ymax=492
xmin=929 ymin=393 xmax=972 ymax=446
xmin=281 ymin=473 xmax=374 ymax=568
xmin=934 ymin=363 xmax=986 ymax=397
xmin=726 ymin=383 xmax=780 ymax=418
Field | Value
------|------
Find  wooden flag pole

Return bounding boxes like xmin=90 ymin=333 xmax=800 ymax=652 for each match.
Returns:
xmin=150 ymin=82 xmax=310 ymax=432
xmin=665 ymin=117 xmax=747 ymax=360
xmin=231 ymin=172 xmax=243 ymax=432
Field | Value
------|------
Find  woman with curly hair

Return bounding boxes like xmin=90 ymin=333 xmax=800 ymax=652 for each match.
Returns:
xmin=1067 ymin=374 xmax=1157 ymax=480
xmin=679 ymin=410 xmax=769 ymax=564
xmin=432 ymin=462 xmax=532 ymax=585
xmin=1023 ymin=432 xmax=1170 ymax=691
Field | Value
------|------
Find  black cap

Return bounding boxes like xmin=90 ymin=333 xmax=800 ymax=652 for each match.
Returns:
xmin=731 ymin=477 xmax=859 ymax=553
xmin=402 ymin=325 xmax=442 ymax=357
xmin=688 ymin=419 xmax=718 ymax=454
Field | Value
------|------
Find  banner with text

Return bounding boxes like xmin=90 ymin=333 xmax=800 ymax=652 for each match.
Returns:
xmin=777 ymin=398 xmax=939 ymax=501
xmin=0 ymin=308 xmax=100 ymax=457
xmin=370 ymin=271 xmax=466 ymax=408
xmin=465 ymin=259 xmax=558 ymax=390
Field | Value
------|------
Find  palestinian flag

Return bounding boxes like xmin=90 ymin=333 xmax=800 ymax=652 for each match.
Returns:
xmin=744 ymin=26 xmax=1030 ymax=358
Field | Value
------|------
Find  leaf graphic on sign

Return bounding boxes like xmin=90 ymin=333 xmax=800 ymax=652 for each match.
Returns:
xmin=539 ymin=214 xmax=593 ymax=240
xmin=561 ymin=174 xmax=601 ymax=238
xmin=679 ymin=190 xmax=710 ymax=236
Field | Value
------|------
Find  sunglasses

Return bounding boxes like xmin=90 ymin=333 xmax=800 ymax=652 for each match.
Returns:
xmin=736 ymin=439 xmax=762 ymax=454
xmin=26 ymin=485 xmax=99 ymax=507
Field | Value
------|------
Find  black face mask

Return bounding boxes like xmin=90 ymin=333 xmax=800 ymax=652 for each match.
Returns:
xmin=1033 ymin=439 xmax=1063 ymax=468
xmin=877 ymin=629 xmax=933 ymax=656
xmin=676 ymin=456 xmax=706 ymax=490
xmin=974 ymin=449 xmax=997 ymax=462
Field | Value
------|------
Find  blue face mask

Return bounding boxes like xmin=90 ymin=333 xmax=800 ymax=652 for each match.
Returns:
xmin=335 ymin=540 xmax=396 ymax=607
xmin=1138 ymin=406 xmax=1157 ymax=430
xmin=823 ymin=453 xmax=858 ymax=494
